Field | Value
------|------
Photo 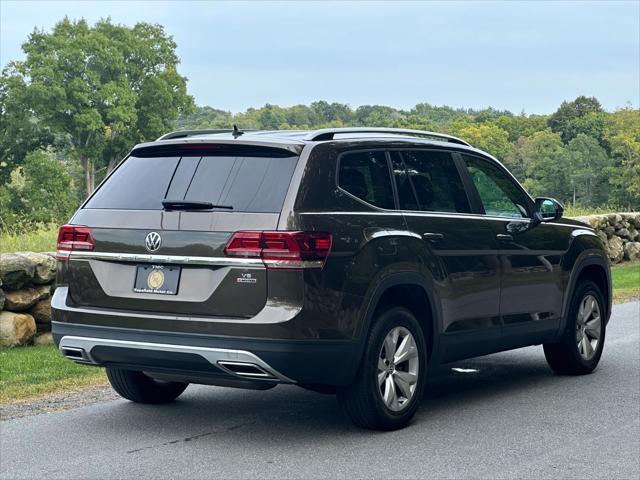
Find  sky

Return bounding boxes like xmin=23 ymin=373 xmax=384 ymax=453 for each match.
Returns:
xmin=1 ymin=0 xmax=639 ymax=115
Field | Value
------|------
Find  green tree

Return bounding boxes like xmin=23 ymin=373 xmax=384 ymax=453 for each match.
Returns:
xmin=548 ymin=95 xmax=603 ymax=143
xmin=604 ymin=108 xmax=640 ymax=209
xmin=0 ymin=71 xmax=55 ymax=184
xmin=565 ymin=134 xmax=610 ymax=206
xmin=519 ymin=130 xmax=571 ymax=201
xmin=2 ymin=17 xmax=193 ymax=196
xmin=0 ymin=151 xmax=77 ymax=229
xmin=452 ymin=123 xmax=513 ymax=160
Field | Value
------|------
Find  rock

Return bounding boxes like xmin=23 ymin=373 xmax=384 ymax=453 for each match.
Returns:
xmin=34 ymin=332 xmax=54 ymax=346
xmin=604 ymin=226 xmax=615 ymax=238
xmin=30 ymin=298 xmax=52 ymax=324
xmin=36 ymin=321 xmax=51 ymax=333
xmin=0 ymin=288 xmax=4 ymax=310
xmin=616 ymin=228 xmax=631 ymax=240
xmin=34 ymin=284 xmax=52 ymax=300
xmin=606 ymin=236 xmax=625 ymax=263
xmin=3 ymin=288 xmax=40 ymax=311
xmin=629 ymin=227 xmax=639 ymax=241
xmin=16 ymin=252 xmax=56 ymax=284
xmin=623 ymin=242 xmax=640 ymax=262
xmin=0 ymin=253 xmax=36 ymax=290
xmin=0 ymin=311 xmax=36 ymax=347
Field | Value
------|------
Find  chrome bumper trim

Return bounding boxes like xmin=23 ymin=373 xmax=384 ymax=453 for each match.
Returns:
xmin=58 ymin=335 xmax=295 ymax=383
xmin=64 ymin=250 xmax=264 ymax=268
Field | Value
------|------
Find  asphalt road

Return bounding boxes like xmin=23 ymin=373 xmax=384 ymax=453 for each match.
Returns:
xmin=1 ymin=302 xmax=639 ymax=480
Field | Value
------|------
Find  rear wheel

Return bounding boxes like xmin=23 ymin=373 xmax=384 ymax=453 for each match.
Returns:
xmin=543 ymin=280 xmax=606 ymax=375
xmin=337 ymin=307 xmax=426 ymax=431
xmin=106 ymin=367 xmax=188 ymax=403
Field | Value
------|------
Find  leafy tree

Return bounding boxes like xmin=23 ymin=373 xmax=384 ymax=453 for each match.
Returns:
xmin=0 ymin=151 xmax=77 ymax=228
xmin=354 ymin=105 xmax=401 ymax=127
xmin=257 ymin=104 xmax=288 ymax=129
xmin=604 ymin=108 xmax=640 ymax=210
xmin=2 ymin=17 xmax=194 ymax=196
xmin=565 ymin=134 xmax=609 ymax=206
xmin=174 ymin=106 xmax=231 ymax=130
xmin=452 ymin=122 xmax=513 ymax=160
xmin=310 ymin=101 xmax=352 ymax=124
xmin=548 ymin=95 xmax=603 ymax=143
xmin=392 ymin=114 xmax=437 ymax=132
xmin=519 ymin=130 xmax=572 ymax=201
xmin=495 ymin=114 xmax=548 ymax=142
xmin=411 ymin=103 xmax=471 ymax=124
xmin=0 ymin=71 xmax=55 ymax=184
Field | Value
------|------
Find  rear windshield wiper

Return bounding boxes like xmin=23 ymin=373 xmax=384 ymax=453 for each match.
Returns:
xmin=161 ymin=200 xmax=233 ymax=211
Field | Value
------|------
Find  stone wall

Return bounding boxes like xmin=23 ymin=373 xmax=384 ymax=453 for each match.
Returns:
xmin=570 ymin=212 xmax=640 ymax=263
xmin=0 ymin=253 xmax=55 ymax=347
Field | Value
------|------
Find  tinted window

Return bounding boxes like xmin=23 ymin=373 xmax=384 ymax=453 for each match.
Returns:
xmin=85 ymin=156 xmax=180 ymax=210
xmin=390 ymin=152 xmax=419 ymax=210
xmin=338 ymin=151 xmax=395 ymax=209
xmin=86 ymin=153 xmax=298 ymax=213
xmin=393 ymin=150 xmax=470 ymax=213
xmin=462 ymin=154 xmax=530 ymax=218
xmin=184 ymin=155 xmax=298 ymax=212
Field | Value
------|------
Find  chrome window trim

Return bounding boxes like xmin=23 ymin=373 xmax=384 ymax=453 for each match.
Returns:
xmin=297 ymin=211 xmax=582 ymax=228
xmin=65 ymin=250 xmax=264 ymax=267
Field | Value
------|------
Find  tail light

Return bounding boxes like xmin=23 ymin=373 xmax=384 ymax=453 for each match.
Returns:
xmin=56 ymin=225 xmax=95 ymax=260
xmin=225 ymin=231 xmax=332 ymax=269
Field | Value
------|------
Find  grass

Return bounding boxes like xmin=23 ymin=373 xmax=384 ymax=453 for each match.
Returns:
xmin=0 ymin=227 xmax=58 ymax=253
xmin=611 ymin=261 xmax=640 ymax=304
xmin=562 ymin=206 xmax=620 ymax=217
xmin=0 ymin=345 xmax=107 ymax=404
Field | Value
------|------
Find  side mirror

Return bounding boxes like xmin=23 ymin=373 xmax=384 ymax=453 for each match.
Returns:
xmin=533 ymin=197 xmax=564 ymax=223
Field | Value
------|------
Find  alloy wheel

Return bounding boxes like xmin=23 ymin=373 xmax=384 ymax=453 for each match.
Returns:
xmin=377 ymin=326 xmax=420 ymax=412
xmin=576 ymin=294 xmax=601 ymax=361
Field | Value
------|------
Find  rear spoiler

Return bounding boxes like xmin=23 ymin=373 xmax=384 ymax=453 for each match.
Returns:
xmin=131 ymin=141 xmax=302 ymax=158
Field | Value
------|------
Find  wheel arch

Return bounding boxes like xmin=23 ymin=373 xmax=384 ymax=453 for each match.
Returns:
xmin=556 ymin=253 xmax=612 ymax=342
xmin=354 ymin=272 xmax=442 ymax=370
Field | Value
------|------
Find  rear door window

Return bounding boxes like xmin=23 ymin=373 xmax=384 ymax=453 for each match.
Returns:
xmin=338 ymin=151 xmax=395 ymax=210
xmin=393 ymin=150 xmax=471 ymax=213
xmin=85 ymin=152 xmax=298 ymax=213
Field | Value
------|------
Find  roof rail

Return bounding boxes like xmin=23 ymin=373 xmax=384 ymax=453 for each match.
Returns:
xmin=304 ymin=127 xmax=471 ymax=146
xmin=156 ymin=129 xmax=234 ymax=141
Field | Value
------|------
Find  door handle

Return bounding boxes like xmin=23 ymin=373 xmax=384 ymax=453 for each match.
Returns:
xmin=422 ymin=232 xmax=444 ymax=241
xmin=496 ymin=234 xmax=513 ymax=241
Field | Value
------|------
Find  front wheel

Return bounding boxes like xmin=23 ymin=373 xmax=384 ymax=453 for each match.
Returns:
xmin=106 ymin=367 xmax=188 ymax=404
xmin=543 ymin=280 xmax=606 ymax=375
xmin=337 ymin=307 xmax=427 ymax=431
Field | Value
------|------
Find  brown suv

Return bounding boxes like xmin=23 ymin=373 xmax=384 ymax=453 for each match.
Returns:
xmin=53 ymin=128 xmax=611 ymax=430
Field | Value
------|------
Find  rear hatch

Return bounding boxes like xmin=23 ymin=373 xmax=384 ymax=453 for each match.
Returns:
xmin=63 ymin=142 xmax=301 ymax=318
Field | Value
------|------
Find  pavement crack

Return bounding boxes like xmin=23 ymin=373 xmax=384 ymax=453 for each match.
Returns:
xmin=126 ymin=422 xmax=254 ymax=454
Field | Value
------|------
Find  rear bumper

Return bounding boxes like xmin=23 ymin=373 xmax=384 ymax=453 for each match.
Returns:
xmin=52 ymin=321 xmax=360 ymax=387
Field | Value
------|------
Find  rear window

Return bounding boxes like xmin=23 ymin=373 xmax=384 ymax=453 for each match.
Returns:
xmin=338 ymin=151 xmax=395 ymax=210
xmin=85 ymin=153 xmax=299 ymax=213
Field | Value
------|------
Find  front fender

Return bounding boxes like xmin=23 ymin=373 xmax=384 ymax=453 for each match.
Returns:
xmin=555 ymin=230 xmax=611 ymax=341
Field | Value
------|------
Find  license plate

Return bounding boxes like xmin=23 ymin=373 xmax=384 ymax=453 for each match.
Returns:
xmin=133 ymin=265 xmax=181 ymax=295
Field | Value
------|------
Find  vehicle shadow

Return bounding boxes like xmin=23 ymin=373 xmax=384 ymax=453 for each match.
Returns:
xmin=88 ymin=347 xmax=577 ymax=447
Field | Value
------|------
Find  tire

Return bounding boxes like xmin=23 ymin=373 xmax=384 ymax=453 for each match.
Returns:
xmin=543 ymin=280 xmax=606 ymax=375
xmin=106 ymin=367 xmax=188 ymax=404
xmin=337 ymin=307 xmax=427 ymax=431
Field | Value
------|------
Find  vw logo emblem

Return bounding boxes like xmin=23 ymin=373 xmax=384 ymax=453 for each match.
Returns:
xmin=145 ymin=232 xmax=162 ymax=252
